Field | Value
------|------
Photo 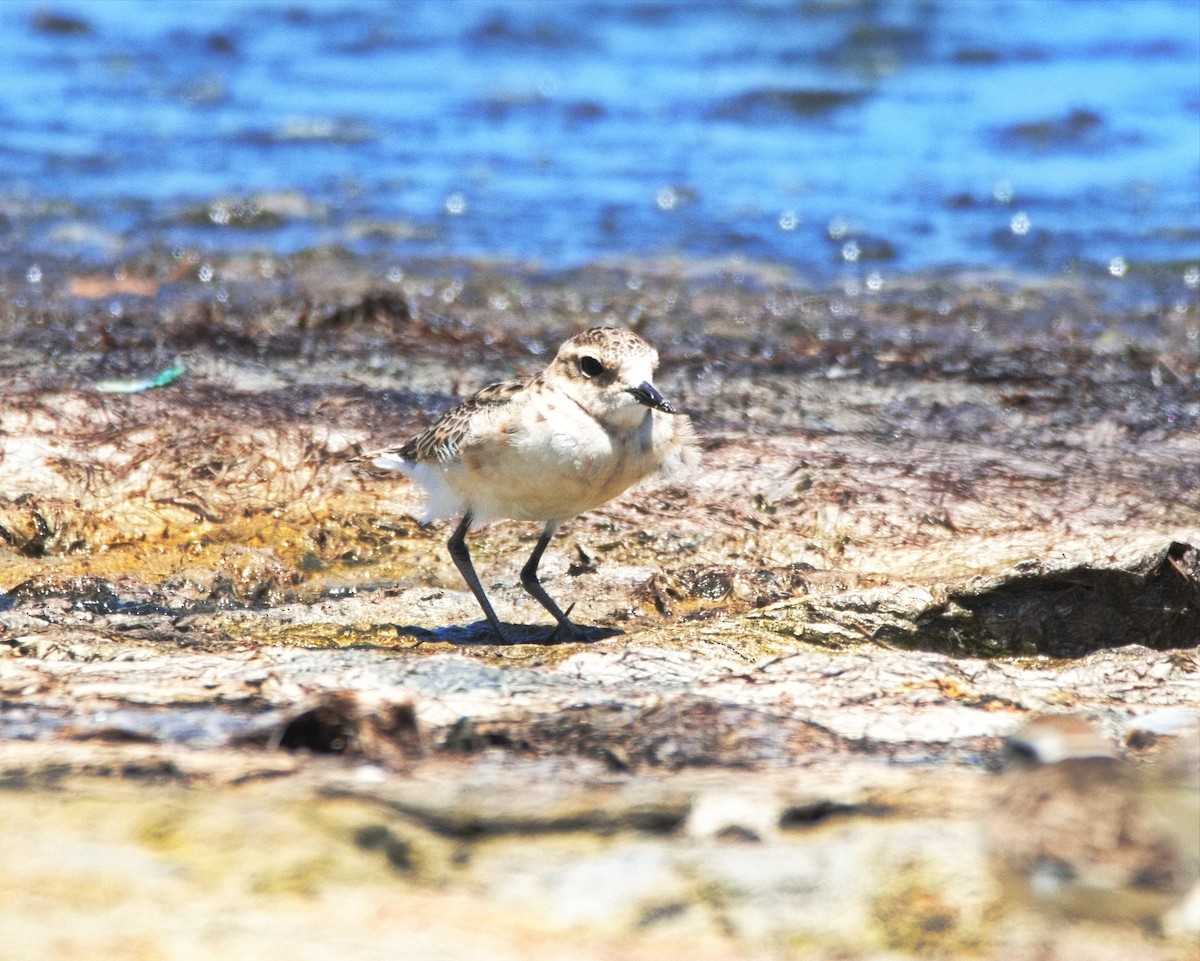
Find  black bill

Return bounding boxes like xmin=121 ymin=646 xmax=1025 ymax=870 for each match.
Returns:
xmin=628 ymin=381 xmax=677 ymax=414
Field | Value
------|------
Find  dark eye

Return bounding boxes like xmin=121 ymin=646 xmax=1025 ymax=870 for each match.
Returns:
xmin=579 ymin=355 xmax=605 ymax=378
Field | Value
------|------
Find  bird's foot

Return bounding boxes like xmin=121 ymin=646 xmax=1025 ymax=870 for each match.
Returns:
xmin=546 ymin=603 xmax=581 ymax=643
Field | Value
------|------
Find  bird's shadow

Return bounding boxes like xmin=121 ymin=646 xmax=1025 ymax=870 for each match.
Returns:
xmin=392 ymin=621 xmax=622 ymax=646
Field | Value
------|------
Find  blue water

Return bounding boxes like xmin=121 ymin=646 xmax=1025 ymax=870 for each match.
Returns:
xmin=1 ymin=0 xmax=1197 ymax=288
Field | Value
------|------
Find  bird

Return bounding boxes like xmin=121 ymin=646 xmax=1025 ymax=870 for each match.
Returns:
xmin=363 ymin=326 xmax=699 ymax=642
xmin=989 ymin=714 xmax=1200 ymax=927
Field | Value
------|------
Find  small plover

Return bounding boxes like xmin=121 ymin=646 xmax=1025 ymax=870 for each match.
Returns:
xmin=365 ymin=327 xmax=698 ymax=641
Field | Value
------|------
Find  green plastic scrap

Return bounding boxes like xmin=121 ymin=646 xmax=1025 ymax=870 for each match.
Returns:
xmin=95 ymin=364 xmax=186 ymax=394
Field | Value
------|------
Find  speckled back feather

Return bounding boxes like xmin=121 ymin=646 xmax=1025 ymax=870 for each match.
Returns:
xmin=394 ymin=378 xmax=529 ymax=463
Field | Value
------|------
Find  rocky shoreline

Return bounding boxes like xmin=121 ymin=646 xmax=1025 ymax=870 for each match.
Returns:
xmin=1 ymin=253 xmax=1197 ymax=959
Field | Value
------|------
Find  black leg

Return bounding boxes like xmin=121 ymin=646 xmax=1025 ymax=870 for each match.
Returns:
xmin=446 ymin=513 xmax=510 ymax=642
xmin=520 ymin=522 xmax=578 ymax=641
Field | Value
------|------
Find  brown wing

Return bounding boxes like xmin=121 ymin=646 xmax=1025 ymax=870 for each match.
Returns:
xmin=388 ymin=378 xmax=527 ymax=464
